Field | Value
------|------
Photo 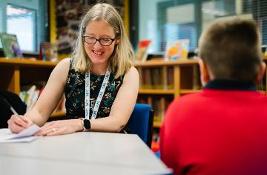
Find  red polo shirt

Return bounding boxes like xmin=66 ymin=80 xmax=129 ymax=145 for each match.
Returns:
xmin=160 ymin=80 xmax=267 ymax=175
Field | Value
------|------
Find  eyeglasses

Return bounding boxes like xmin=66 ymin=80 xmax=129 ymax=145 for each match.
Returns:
xmin=83 ymin=36 xmax=116 ymax=46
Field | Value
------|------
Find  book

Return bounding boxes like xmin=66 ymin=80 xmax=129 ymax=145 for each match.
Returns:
xmin=167 ymin=67 xmax=174 ymax=89
xmin=39 ymin=42 xmax=58 ymax=61
xmin=165 ymin=39 xmax=189 ymax=61
xmin=193 ymin=65 xmax=201 ymax=90
xmin=136 ymin=39 xmax=151 ymax=62
xmin=0 ymin=33 xmax=23 ymax=58
xmin=151 ymin=68 xmax=163 ymax=89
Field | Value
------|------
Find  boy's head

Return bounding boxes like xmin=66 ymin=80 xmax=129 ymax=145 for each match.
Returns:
xmin=198 ymin=18 xmax=265 ymax=83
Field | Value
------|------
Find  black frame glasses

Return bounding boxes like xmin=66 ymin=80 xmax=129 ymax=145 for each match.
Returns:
xmin=82 ymin=36 xmax=116 ymax=46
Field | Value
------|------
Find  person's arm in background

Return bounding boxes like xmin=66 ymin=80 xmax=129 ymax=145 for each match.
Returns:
xmin=89 ymin=66 xmax=139 ymax=132
xmin=8 ymin=58 xmax=71 ymax=133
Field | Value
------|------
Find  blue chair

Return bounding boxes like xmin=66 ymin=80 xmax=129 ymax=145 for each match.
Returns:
xmin=127 ymin=103 xmax=154 ymax=147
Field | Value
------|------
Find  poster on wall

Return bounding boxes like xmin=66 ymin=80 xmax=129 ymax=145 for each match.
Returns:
xmin=55 ymin=0 xmax=125 ymax=55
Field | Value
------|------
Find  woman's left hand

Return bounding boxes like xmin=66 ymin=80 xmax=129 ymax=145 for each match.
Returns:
xmin=36 ymin=119 xmax=83 ymax=136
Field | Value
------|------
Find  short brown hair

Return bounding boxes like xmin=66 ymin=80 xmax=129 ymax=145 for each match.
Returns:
xmin=199 ymin=18 xmax=262 ymax=82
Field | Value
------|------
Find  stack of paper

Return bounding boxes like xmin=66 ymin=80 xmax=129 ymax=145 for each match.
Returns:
xmin=0 ymin=124 xmax=40 ymax=143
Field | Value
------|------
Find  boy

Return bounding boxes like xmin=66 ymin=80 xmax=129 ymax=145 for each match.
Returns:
xmin=160 ymin=18 xmax=267 ymax=175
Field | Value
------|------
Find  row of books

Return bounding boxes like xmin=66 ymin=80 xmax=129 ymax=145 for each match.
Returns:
xmin=140 ymin=68 xmax=174 ymax=89
xmin=19 ymin=85 xmax=40 ymax=110
xmin=0 ymin=32 xmax=57 ymax=61
xmin=19 ymin=83 xmax=65 ymax=112
xmin=140 ymin=66 xmax=201 ymax=90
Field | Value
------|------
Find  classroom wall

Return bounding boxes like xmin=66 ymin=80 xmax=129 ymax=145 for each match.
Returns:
xmin=139 ymin=0 xmax=170 ymax=53
xmin=0 ymin=0 xmax=38 ymax=31
xmin=0 ymin=0 xmax=47 ymax=52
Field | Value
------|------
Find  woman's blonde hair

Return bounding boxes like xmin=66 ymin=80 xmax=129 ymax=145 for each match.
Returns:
xmin=71 ymin=3 xmax=134 ymax=78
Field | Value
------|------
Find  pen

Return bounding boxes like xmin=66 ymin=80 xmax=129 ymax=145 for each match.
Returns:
xmin=9 ymin=105 xmax=19 ymax=115
xmin=2 ymin=97 xmax=19 ymax=115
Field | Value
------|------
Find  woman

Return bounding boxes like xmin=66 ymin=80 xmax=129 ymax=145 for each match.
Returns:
xmin=8 ymin=3 xmax=139 ymax=136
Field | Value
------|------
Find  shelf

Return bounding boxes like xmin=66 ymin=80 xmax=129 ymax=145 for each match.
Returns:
xmin=0 ymin=58 xmax=58 ymax=68
xmin=135 ymin=56 xmax=266 ymax=68
xmin=51 ymin=110 xmax=65 ymax=118
xmin=135 ymin=59 xmax=198 ymax=67
xmin=180 ymin=89 xmax=201 ymax=94
xmin=139 ymin=89 xmax=175 ymax=95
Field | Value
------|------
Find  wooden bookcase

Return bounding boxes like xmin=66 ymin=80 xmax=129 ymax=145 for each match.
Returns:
xmin=135 ymin=57 xmax=267 ymax=150
xmin=135 ymin=59 xmax=202 ymax=128
xmin=2 ymin=57 xmax=266 ymax=124
xmin=135 ymin=57 xmax=267 ymax=129
xmin=0 ymin=58 xmax=65 ymax=117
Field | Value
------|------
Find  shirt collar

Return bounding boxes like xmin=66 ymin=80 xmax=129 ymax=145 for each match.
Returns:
xmin=204 ymin=79 xmax=256 ymax=90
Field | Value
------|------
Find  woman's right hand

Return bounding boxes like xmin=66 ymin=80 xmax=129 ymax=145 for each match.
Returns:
xmin=8 ymin=115 xmax=33 ymax=133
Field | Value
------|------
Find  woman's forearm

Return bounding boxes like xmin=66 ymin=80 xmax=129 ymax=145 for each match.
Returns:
xmin=25 ymin=107 xmax=49 ymax=126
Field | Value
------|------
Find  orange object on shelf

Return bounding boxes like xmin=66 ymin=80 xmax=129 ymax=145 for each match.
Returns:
xmin=151 ymin=140 xmax=160 ymax=152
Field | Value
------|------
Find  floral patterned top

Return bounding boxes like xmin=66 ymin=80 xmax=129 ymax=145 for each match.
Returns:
xmin=64 ymin=60 xmax=124 ymax=119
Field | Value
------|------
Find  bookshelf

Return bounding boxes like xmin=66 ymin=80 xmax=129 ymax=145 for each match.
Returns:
xmin=135 ymin=57 xmax=267 ymax=128
xmin=135 ymin=59 xmax=202 ymax=150
xmin=135 ymin=59 xmax=202 ymax=129
xmin=136 ymin=57 xmax=267 ymax=127
xmin=136 ymin=57 xmax=267 ymax=150
xmin=0 ymin=58 xmax=65 ymax=118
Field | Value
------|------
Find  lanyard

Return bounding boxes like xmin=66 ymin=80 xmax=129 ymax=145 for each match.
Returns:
xmin=85 ymin=70 xmax=110 ymax=120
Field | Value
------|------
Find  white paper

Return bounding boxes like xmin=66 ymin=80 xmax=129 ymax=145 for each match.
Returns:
xmin=0 ymin=124 xmax=40 ymax=143
xmin=0 ymin=136 xmax=38 ymax=143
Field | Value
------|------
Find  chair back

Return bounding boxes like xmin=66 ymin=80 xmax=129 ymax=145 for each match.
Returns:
xmin=127 ymin=103 xmax=153 ymax=147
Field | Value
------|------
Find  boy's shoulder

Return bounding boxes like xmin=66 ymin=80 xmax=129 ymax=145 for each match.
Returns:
xmin=173 ymin=91 xmax=204 ymax=106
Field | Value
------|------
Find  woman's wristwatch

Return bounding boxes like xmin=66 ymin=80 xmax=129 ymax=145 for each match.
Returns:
xmin=80 ymin=118 xmax=91 ymax=131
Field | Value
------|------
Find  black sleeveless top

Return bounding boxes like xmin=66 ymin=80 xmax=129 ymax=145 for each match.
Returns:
xmin=64 ymin=60 xmax=124 ymax=119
